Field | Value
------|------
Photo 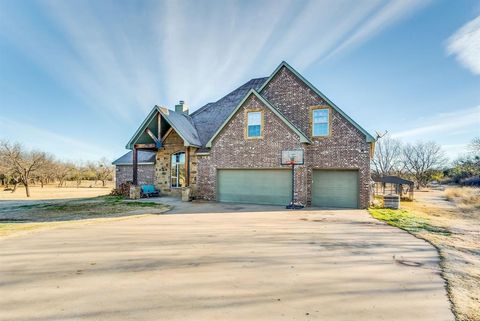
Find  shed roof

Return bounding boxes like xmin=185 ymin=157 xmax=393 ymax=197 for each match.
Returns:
xmin=112 ymin=150 xmax=156 ymax=165
xmin=373 ymin=176 xmax=414 ymax=185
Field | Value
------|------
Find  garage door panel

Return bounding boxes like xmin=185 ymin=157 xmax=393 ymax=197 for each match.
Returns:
xmin=218 ymin=169 xmax=291 ymax=205
xmin=312 ymin=170 xmax=358 ymax=208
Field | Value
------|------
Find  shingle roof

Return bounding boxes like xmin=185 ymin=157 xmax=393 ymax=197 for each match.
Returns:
xmin=158 ymin=107 xmax=202 ymax=147
xmin=112 ymin=150 xmax=156 ymax=165
xmin=191 ymin=77 xmax=268 ymax=149
xmin=373 ymin=176 xmax=414 ymax=185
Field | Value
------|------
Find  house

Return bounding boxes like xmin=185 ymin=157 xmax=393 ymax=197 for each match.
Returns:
xmin=116 ymin=61 xmax=375 ymax=208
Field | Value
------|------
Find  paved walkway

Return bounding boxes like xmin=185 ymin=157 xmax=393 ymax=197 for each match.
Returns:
xmin=0 ymin=203 xmax=453 ymax=321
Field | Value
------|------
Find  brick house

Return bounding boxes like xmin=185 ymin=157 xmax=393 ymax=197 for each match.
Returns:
xmin=117 ymin=61 xmax=375 ymax=208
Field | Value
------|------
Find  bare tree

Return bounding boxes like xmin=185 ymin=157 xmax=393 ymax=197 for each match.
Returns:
xmin=469 ymin=137 xmax=480 ymax=155
xmin=55 ymin=163 xmax=72 ymax=187
xmin=372 ymin=136 xmax=403 ymax=176
xmin=402 ymin=141 xmax=447 ymax=189
xmin=95 ymin=158 xmax=113 ymax=187
xmin=0 ymin=141 xmax=48 ymax=197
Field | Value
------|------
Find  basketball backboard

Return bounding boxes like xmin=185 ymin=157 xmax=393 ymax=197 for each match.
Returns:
xmin=281 ymin=150 xmax=304 ymax=165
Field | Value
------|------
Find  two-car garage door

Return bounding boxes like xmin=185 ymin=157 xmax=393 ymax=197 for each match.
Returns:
xmin=217 ymin=169 xmax=359 ymax=208
xmin=217 ymin=169 xmax=291 ymax=205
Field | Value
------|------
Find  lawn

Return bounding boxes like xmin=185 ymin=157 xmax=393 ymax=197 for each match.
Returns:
xmin=369 ymin=187 xmax=480 ymax=321
xmin=0 ymin=195 xmax=171 ymax=237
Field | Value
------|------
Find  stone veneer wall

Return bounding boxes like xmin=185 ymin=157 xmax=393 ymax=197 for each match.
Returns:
xmin=115 ymin=164 xmax=155 ymax=189
xmin=155 ymin=130 xmax=198 ymax=196
xmin=196 ymin=66 xmax=371 ymax=208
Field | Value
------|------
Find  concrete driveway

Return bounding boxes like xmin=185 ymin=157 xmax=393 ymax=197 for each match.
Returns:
xmin=0 ymin=203 xmax=453 ymax=321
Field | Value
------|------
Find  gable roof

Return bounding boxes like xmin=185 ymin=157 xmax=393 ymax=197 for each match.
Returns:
xmin=126 ymin=106 xmax=201 ymax=149
xmin=259 ymin=61 xmax=376 ymax=143
xmin=191 ymin=77 xmax=267 ymax=148
xmin=206 ymin=90 xmax=311 ymax=147
xmin=112 ymin=150 xmax=156 ymax=165
xmin=125 ymin=61 xmax=375 ymax=151
xmin=158 ymin=107 xmax=202 ymax=147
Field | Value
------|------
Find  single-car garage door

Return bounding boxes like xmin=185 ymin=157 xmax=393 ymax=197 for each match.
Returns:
xmin=217 ymin=169 xmax=291 ymax=205
xmin=312 ymin=170 xmax=359 ymax=208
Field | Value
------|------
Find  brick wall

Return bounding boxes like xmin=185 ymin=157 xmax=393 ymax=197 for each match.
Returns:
xmin=197 ymin=66 xmax=371 ymax=208
xmin=261 ymin=66 xmax=371 ymax=207
xmin=196 ymin=94 xmax=307 ymax=203
xmin=115 ymin=164 xmax=155 ymax=188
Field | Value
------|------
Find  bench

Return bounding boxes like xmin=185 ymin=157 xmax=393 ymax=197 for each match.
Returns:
xmin=141 ymin=184 xmax=160 ymax=198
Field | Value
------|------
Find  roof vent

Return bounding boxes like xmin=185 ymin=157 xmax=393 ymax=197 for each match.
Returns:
xmin=175 ymin=100 xmax=189 ymax=114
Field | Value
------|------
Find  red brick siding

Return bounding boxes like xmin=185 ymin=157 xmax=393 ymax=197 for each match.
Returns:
xmin=196 ymin=95 xmax=308 ymax=203
xmin=261 ymin=66 xmax=371 ymax=208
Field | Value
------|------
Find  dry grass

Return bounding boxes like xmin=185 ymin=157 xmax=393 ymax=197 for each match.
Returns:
xmin=0 ymin=183 xmax=113 ymax=201
xmin=0 ymin=195 xmax=171 ymax=238
xmin=394 ymin=189 xmax=479 ymax=321
xmin=445 ymin=187 xmax=480 ymax=213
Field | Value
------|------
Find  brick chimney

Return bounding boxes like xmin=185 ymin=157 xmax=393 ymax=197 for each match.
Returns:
xmin=175 ymin=100 xmax=189 ymax=114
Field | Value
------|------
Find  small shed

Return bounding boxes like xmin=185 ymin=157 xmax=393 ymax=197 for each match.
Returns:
xmin=373 ymin=176 xmax=414 ymax=200
xmin=112 ymin=151 xmax=156 ymax=189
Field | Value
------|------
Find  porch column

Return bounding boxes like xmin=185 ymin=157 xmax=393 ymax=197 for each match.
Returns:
xmin=133 ymin=146 xmax=138 ymax=185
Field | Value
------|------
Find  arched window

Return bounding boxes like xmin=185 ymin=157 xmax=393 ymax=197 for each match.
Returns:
xmin=171 ymin=152 xmax=185 ymax=188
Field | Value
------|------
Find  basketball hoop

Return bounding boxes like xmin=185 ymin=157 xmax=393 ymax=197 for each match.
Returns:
xmin=281 ymin=150 xmax=305 ymax=210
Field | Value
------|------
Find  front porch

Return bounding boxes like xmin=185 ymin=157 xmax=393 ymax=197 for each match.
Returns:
xmin=127 ymin=105 xmax=201 ymax=198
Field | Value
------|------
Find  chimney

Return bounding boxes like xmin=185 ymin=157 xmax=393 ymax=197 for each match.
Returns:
xmin=175 ymin=100 xmax=189 ymax=114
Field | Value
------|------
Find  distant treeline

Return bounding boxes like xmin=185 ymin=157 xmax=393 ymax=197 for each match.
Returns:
xmin=372 ymin=137 xmax=480 ymax=188
xmin=0 ymin=140 xmax=113 ymax=197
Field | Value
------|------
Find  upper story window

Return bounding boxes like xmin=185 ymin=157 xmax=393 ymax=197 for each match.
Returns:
xmin=312 ymin=108 xmax=329 ymax=137
xmin=247 ymin=111 xmax=262 ymax=138
xmin=171 ymin=152 xmax=185 ymax=188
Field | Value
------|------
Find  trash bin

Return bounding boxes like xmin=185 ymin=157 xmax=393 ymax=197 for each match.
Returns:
xmin=383 ymin=194 xmax=400 ymax=209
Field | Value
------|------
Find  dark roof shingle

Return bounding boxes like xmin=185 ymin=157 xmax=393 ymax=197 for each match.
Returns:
xmin=112 ymin=150 xmax=156 ymax=165
xmin=191 ymin=77 xmax=268 ymax=149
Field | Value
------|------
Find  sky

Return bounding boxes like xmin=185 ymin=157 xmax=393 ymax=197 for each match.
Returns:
xmin=0 ymin=0 xmax=479 ymax=163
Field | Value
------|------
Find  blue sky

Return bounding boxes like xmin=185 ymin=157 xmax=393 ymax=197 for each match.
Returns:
xmin=0 ymin=0 xmax=479 ymax=163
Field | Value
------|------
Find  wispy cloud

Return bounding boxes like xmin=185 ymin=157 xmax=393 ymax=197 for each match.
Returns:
xmin=322 ymin=0 xmax=431 ymax=62
xmin=391 ymin=106 xmax=480 ymax=139
xmin=0 ymin=0 xmax=430 ymax=118
xmin=446 ymin=15 xmax=480 ymax=75
xmin=0 ymin=116 xmax=112 ymax=162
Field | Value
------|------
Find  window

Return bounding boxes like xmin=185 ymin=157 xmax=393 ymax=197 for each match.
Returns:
xmin=312 ymin=108 xmax=329 ymax=137
xmin=247 ymin=111 xmax=262 ymax=138
xmin=171 ymin=152 xmax=185 ymax=188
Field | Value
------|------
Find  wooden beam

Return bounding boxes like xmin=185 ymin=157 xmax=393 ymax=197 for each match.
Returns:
xmin=145 ymin=128 xmax=162 ymax=148
xmin=162 ymin=127 xmax=173 ymax=142
xmin=157 ymin=113 xmax=162 ymax=139
xmin=132 ymin=147 xmax=138 ymax=185
xmin=134 ymin=143 xmax=156 ymax=149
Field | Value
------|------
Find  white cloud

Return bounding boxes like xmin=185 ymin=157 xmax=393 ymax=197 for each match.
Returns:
xmin=391 ymin=106 xmax=480 ymax=139
xmin=446 ymin=15 xmax=480 ymax=75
